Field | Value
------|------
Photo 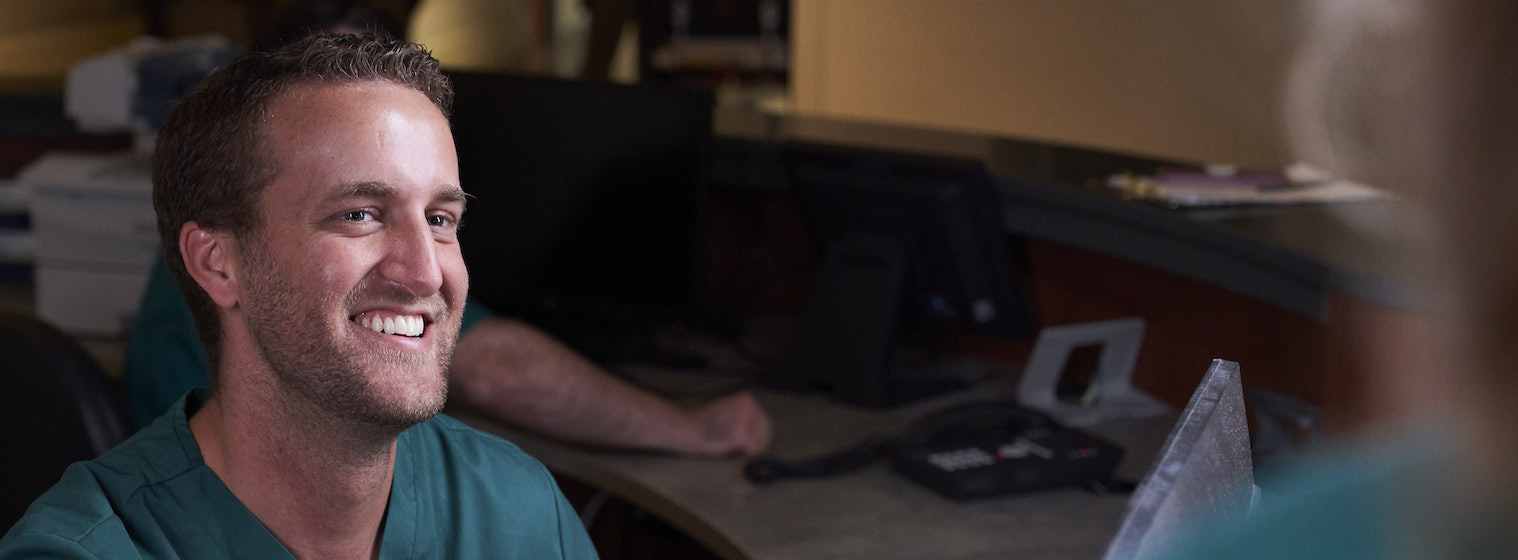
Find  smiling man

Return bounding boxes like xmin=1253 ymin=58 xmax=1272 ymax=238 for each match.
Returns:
xmin=0 ymin=35 xmax=596 ymax=559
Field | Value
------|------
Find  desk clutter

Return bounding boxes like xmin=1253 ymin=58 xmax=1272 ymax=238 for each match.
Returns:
xmin=1106 ymin=162 xmax=1390 ymax=208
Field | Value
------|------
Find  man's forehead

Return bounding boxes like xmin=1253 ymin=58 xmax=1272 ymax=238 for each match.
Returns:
xmin=265 ymin=80 xmax=437 ymax=123
xmin=254 ymin=81 xmax=461 ymax=210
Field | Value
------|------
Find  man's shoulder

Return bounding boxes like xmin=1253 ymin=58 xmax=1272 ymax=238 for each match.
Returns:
xmin=0 ymin=462 xmax=141 ymax=559
xmin=0 ymin=409 xmax=200 ymax=558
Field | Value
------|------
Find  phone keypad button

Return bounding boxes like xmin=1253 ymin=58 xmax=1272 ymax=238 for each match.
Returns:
xmin=926 ymin=448 xmax=996 ymax=471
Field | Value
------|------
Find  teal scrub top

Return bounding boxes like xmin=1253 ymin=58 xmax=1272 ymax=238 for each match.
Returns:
xmin=124 ymin=256 xmax=491 ymax=429
xmin=0 ymin=390 xmax=598 ymax=559
xmin=1164 ymin=430 xmax=1462 ymax=560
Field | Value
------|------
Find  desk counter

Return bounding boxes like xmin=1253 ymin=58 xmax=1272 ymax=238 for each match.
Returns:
xmin=712 ymin=109 xmax=1416 ymax=320
xmin=710 ymin=109 xmax=1420 ymax=427
xmin=996 ymin=176 xmax=1414 ymax=321
xmin=451 ymin=377 xmax=1170 ymax=560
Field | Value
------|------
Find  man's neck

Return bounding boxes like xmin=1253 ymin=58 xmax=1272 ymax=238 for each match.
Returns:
xmin=190 ymin=383 xmax=402 ymax=560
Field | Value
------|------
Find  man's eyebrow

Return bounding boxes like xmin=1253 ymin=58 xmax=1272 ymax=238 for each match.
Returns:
xmin=436 ymin=184 xmax=469 ymax=205
xmin=322 ymin=181 xmax=470 ymax=206
xmin=325 ymin=181 xmax=397 ymax=203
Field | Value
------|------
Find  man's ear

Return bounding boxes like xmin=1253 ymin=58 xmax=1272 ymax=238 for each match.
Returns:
xmin=179 ymin=221 xmax=241 ymax=309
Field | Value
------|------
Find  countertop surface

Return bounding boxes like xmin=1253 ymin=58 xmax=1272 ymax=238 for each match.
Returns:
xmin=711 ymin=108 xmax=1417 ymax=320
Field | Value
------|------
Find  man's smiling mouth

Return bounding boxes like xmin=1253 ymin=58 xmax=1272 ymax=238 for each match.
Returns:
xmin=356 ymin=312 xmax=425 ymax=338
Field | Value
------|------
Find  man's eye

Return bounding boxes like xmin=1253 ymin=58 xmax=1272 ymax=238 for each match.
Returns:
xmin=428 ymin=215 xmax=451 ymax=227
xmin=342 ymin=210 xmax=372 ymax=222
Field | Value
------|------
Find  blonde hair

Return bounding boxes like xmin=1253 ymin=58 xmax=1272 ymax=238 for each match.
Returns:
xmin=1290 ymin=0 xmax=1518 ymax=541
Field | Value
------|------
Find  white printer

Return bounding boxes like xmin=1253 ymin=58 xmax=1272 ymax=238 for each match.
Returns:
xmin=20 ymin=152 xmax=157 ymax=336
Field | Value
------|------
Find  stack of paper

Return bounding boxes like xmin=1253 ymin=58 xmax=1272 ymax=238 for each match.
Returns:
xmin=1108 ymin=163 xmax=1390 ymax=208
xmin=0 ymin=180 xmax=33 ymax=284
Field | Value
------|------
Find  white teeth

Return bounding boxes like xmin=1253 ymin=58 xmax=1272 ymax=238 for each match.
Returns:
xmin=357 ymin=314 xmax=423 ymax=337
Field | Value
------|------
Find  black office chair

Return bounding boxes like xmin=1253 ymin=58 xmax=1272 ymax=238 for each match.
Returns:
xmin=0 ymin=312 xmax=131 ymax=529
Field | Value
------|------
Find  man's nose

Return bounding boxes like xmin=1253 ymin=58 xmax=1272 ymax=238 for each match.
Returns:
xmin=379 ymin=217 xmax=443 ymax=297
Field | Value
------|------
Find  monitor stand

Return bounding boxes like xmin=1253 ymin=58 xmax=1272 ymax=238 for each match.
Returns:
xmin=767 ymin=236 xmax=967 ymax=408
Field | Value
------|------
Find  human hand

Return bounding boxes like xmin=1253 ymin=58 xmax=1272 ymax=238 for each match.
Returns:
xmin=688 ymin=392 xmax=773 ymax=457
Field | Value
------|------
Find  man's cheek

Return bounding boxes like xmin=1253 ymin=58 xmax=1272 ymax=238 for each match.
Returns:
xmin=449 ymin=263 xmax=469 ymax=303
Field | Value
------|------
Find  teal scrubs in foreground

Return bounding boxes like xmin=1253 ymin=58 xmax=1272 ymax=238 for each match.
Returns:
xmin=0 ymin=390 xmax=598 ymax=559
xmin=125 ymin=256 xmax=490 ymax=429
xmin=1165 ymin=430 xmax=1462 ymax=560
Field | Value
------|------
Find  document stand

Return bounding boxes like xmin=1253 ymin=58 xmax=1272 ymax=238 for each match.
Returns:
xmin=1017 ymin=318 xmax=1171 ymax=426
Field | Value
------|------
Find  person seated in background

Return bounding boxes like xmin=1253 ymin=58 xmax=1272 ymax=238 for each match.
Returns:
xmin=2 ymin=34 xmax=596 ymax=558
xmin=125 ymin=0 xmax=772 ymax=459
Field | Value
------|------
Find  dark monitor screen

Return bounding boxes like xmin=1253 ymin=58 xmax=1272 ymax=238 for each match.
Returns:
xmin=770 ymin=144 xmax=1031 ymax=407
xmin=446 ymin=72 xmax=714 ymax=326
xmin=790 ymin=144 xmax=1028 ymax=335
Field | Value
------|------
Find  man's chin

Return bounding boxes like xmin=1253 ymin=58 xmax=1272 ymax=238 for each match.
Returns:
xmin=350 ymin=385 xmax=448 ymax=431
xmin=318 ymin=356 xmax=449 ymax=430
xmin=375 ymin=370 xmax=449 ymax=425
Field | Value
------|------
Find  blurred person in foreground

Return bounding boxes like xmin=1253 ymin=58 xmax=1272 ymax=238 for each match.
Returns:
xmin=1170 ymin=1 xmax=1518 ymax=558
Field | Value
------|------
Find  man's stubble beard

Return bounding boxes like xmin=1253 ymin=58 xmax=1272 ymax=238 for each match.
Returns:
xmin=237 ymin=237 xmax=455 ymax=433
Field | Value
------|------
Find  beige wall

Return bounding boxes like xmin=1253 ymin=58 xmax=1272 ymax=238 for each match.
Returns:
xmin=792 ymin=1 xmax=1307 ymax=166
xmin=0 ymin=0 xmax=142 ymax=91
xmin=411 ymin=0 xmax=537 ymax=72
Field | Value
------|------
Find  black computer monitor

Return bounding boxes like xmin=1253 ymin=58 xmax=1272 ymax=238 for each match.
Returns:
xmin=767 ymin=144 xmax=1032 ymax=408
xmin=447 ymin=72 xmax=714 ymax=358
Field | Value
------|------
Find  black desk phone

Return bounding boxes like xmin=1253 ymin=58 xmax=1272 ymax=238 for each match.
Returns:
xmin=745 ymin=401 xmax=1124 ymax=500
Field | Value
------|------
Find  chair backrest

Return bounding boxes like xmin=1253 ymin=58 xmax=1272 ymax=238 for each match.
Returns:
xmin=0 ymin=311 xmax=130 ymax=529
